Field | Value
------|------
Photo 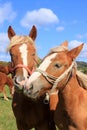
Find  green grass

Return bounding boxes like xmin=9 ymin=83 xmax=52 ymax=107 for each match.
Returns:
xmin=0 ymin=86 xmax=17 ymax=130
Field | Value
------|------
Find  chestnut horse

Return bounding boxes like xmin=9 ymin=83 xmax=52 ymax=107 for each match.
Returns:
xmin=0 ymin=63 xmax=14 ymax=100
xmin=24 ymin=41 xmax=87 ymax=130
xmin=0 ymin=62 xmax=12 ymax=75
xmin=7 ymin=25 xmax=56 ymax=130
xmin=0 ymin=72 xmax=13 ymax=101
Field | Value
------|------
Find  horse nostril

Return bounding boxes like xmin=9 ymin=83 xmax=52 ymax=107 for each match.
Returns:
xmin=27 ymin=84 xmax=34 ymax=95
xmin=24 ymin=83 xmax=34 ymax=96
xmin=29 ymin=84 xmax=33 ymax=91
xmin=14 ymin=76 xmax=25 ymax=83
xmin=28 ymin=89 xmax=32 ymax=95
xmin=27 ymin=75 xmax=29 ymax=79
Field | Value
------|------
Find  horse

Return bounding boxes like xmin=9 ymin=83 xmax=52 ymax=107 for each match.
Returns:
xmin=0 ymin=72 xmax=14 ymax=101
xmin=0 ymin=62 xmax=12 ymax=75
xmin=24 ymin=41 xmax=87 ymax=130
xmin=0 ymin=62 xmax=14 ymax=100
xmin=7 ymin=25 xmax=56 ymax=130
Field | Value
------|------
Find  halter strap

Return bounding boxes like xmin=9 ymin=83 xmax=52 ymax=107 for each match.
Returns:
xmin=36 ymin=69 xmax=58 ymax=84
xmin=36 ymin=61 xmax=76 ymax=93
xmin=50 ymin=61 xmax=76 ymax=92
xmin=11 ymin=64 xmax=35 ymax=75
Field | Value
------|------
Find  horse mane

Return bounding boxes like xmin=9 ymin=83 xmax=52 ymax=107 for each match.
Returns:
xmin=76 ymin=71 xmax=87 ymax=89
xmin=7 ymin=35 xmax=35 ymax=51
xmin=49 ymin=45 xmax=68 ymax=53
xmin=42 ymin=45 xmax=68 ymax=60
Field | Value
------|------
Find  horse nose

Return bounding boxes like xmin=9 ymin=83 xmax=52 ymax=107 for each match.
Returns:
xmin=17 ymin=76 xmax=25 ymax=82
xmin=14 ymin=76 xmax=25 ymax=90
xmin=15 ymin=76 xmax=25 ymax=83
xmin=23 ymin=83 xmax=34 ymax=96
xmin=27 ymin=83 xmax=33 ymax=94
xmin=29 ymin=84 xmax=33 ymax=91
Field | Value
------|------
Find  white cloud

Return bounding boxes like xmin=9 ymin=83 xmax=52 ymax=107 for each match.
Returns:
xmin=69 ymin=40 xmax=87 ymax=61
xmin=76 ymin=34 xmax=83 ymax=39
xmin=56 ymin=26 xmax=64 ymax=32
xmin=0 ymin=2 xmax=16 ymax=24
xmin=20 ymin=8 xmax=59 ymax=28
xmin=76 ymin=33 xmax=87 ymax=39
xmin=0 ymin=33 xmax=10 ymax=61
xmin=0 ymin=33 xmax=9 ymax=52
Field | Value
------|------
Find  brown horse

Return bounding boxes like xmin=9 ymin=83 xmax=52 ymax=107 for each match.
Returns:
xmin=0 ymin=62 xmax=12 ymax=75
xmin=0 ymin=72 xmax=13 ymax=101
xmin=25 ymin=41 xmax=87 ymax=130
xmin=7 ymin=25 xmax=56 ymax=130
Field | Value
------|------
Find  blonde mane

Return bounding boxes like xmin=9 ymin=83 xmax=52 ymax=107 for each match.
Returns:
xmin=7 ymin=35 xmax=35 ymax=51
xmin=76 ymin=71 xmax=87 ymax=89
xmin=50 ymin=45 xmax=68 ymax=53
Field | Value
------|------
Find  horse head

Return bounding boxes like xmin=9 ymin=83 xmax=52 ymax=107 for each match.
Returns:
xmin=24 ymin=41 xmax=84 ymax=100
xmin=7 ymin=25 xmax=38 ymax=92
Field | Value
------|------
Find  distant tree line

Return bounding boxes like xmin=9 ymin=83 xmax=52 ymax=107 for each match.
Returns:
xmin=77 ymin=61 xmax=87 ymax=74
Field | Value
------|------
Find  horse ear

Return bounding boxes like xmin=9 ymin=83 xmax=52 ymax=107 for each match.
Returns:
xmin=61 ymin=40 xmax=68 ymax=47
xmin=29 ymin=25 xmax=37 ymax=41
xmin=67 ymin=43 xmax=84 ymax=60
xmin=8 ymin=26 xmax=16 ymax=39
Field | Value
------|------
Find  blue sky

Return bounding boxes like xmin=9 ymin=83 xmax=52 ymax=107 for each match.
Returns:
xmin=0 ymin=0 xmax=87 ymax=62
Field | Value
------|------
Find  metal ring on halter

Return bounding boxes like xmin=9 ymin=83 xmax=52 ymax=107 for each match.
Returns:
xmin=43 ymin=93 xmax=50 ymax=104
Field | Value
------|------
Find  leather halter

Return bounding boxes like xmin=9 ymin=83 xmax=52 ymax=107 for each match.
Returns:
xmin=11 ymin=64 xmax=35 ymax=75
xmin=36 ymin=61 xmax=76 ymax=94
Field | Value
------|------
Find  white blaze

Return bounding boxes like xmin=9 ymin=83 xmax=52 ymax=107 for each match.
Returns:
xmin=19 ymin=44 xmax=28 ymax=78
xmin=27 ymin=53 xmax=57 ymax=86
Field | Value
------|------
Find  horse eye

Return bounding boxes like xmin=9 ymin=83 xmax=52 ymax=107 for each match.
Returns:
xmin=32 ymin=53 xmax=35 ymax=56
xmin=55 ymin=63 xmax=61 ymax=68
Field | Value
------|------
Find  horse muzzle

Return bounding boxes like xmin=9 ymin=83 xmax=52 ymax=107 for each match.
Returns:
xmin=24 ymin=81 xmax=42 ymax=100
xmin=13 ymin=76 xmax=25 ymax=92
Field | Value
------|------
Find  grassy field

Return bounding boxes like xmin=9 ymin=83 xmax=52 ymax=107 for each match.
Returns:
xmin=0 ymin=86 xmax=17 ymax=130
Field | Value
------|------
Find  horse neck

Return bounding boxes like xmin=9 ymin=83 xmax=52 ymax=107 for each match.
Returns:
xmin=61 ymin=71 xmax=81 ymax=106
xmin=4 ymin=66 xmax=9 ymax=74
xmin=0 ymin=66 xmax=9 ymax=74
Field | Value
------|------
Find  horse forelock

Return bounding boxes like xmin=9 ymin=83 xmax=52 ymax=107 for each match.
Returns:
xmin=49 ymin=45 xmax=68 ymax=53
xmin=7 ymin=35 xmax=35 ymax=51
xmin=43 ymin=45 xmax=68 ymax=59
